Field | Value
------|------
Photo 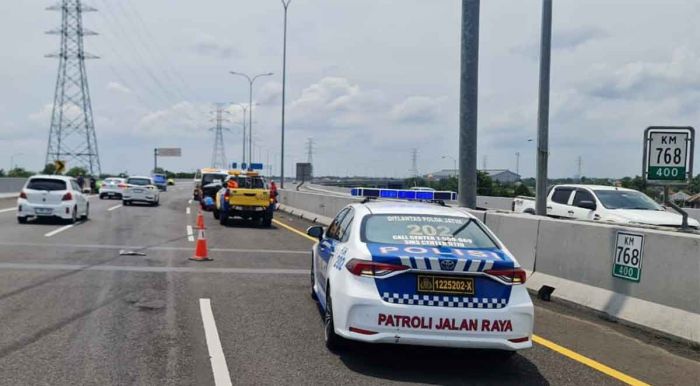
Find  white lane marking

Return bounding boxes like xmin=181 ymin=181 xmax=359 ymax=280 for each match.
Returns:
xmin=186 ymin=225 xmax=194 ymax=242
xmin=44 ymin=224 xmax=75 ymax=238
xmin=199 ymin=298 xmax=233 ymax=386
xmin=0 ymin=241 xmax=308 ymax=254
xmin=0 ymin=207 xmax=15 ymax=213
xmin=186 ymin=207 xmax=191 ymax=215
xmin=0 ymin=263 xmax=308 ymax=274
xmin=107 ymin=204 xmax=122 ymax=211
xmin=188 ymin=199 xmax=193 ymax=204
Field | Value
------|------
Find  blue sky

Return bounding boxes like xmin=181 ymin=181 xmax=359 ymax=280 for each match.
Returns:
xmin=1 ymin=0 xmax=699 ymax=178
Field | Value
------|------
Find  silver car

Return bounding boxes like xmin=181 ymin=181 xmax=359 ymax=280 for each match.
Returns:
xmin=122 ymin=176 xmax=160 ymax=206
xmin=99 ymin=177 xmax=127 ymax=199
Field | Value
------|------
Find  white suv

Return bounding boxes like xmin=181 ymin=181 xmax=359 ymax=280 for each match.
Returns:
xmin=17 ymin=175 xmax=89 ymax=224
xmin=122 ymin=176 xmax=160 ymax=206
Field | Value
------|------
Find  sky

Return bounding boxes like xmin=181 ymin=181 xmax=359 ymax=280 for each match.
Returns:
xmin=0 ymin=0 xmax=699 ymax=178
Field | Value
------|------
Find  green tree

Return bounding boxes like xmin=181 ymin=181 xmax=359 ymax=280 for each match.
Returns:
xmin=65 ymin=167 xmax=88 ymax=177
xmin=7 ymin=167 xmax=33 ymax=178
xmin=41 ymin=163 xmax=57 ymax=175
xmin=514 ymin=183 xmax=532 ymax=197
xmin=0 ymin=169 xmax=5 ymax=177
xmin=688 ymin=174 xmax=700 ymax=194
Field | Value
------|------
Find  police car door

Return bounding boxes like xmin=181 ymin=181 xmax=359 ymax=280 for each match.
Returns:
xmin=317 ymin=208 xmax=351 ymax=293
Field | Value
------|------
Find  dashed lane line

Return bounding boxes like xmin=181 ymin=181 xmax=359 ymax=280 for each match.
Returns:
xmin=199 ymin=299 xmax=233 ymax=386
xmin=186 ymin=207 xmax=191 ymax=215
xmin=272 ymin=217 xmax=651 ymax=386
xmin=186 ymin=225 xmax=194 ymax=242
xmin=44 ymin=224 xmax=76 ymax=238
xmin=107 ymin=204 xmax=122 ymax=211
xmin=0 ymin=207 xmax=15 ymax=214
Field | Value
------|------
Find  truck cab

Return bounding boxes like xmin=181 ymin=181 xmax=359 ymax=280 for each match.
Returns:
xmin=193 ymin=168 xmax=229 ymax=202
xmin=214 ymin=171 xmax=274 ymax=227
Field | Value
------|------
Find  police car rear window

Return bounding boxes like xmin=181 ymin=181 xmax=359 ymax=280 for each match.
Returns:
xmin=361 ymin=214 xmax=497 ymax=249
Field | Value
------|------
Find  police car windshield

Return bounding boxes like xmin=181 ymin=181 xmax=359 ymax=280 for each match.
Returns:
xmin=202 ymin=174 xmax=227 ymax=185
xmin=594 ymin=190 xmax=663 ymax=210
xmin=362 ymin=214 xmax=497 ymax=249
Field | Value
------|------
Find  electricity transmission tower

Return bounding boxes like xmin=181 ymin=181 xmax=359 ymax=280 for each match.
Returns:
xmin=210 ymin=104 xmax=230 ymax=169
xmin=306 ymin=138 xmax=314 ymax=164
xmin=45 ymin=0 xmax=101 ymax=175
xmin=409 ymin=148 xmax=419 ymax=178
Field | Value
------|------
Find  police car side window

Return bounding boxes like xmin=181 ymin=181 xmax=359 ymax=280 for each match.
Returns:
xmin=338 ymin=209 xmax=354 ymax=242
xmin=327 ymin=208 xmax=350 ymax=240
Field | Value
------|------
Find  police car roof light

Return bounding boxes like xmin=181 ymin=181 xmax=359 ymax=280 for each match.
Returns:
xmin=351 ymin=187 xmax=457 ymax=202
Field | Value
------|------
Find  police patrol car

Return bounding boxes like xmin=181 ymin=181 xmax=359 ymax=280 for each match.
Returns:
xmin=306 ymin=188 xmax=534 ymax=355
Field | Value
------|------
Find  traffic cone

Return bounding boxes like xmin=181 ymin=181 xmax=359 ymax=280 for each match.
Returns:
xmin=196 ymin=209 xmax=205 ymax=230
xmin=190 ymin=228 xmax=212 ymax=261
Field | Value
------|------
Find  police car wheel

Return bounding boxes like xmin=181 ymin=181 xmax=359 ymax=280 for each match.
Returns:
xmin=17 ymin=217 xmax=27 ymax=224
xmin=324 ymin=287 xmax=345 ymax=352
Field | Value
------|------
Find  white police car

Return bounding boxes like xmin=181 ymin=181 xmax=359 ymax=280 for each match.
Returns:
xmin=306 ymin=188 xmax=534 ymax=355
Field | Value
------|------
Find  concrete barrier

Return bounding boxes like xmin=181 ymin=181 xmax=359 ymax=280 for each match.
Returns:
xmin=278 ymin=188 xmax=700 ymax=344
xmin=0 ymin=178 xmax=27 ymax=194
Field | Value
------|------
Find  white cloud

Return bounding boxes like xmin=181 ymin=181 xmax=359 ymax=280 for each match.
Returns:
xmin=106 ymin=81 xmax=132 ymax=94
xmin=390 ymin=96 xmax=442 ymax=124
xmin=189 ymin=32 xmax=239 ymax=59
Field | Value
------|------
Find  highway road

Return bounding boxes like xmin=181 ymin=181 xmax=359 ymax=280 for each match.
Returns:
xmin=0 ymin=184 xmax=697 ymax=385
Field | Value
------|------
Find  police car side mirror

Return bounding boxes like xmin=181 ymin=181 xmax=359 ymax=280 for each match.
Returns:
xmin=307 ymin=226 xmax=324 ymax=240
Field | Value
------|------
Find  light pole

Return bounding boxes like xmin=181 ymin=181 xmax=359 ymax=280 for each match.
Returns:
xmin=235 ymin=103 xmax=248 ymax=165
xmin=441 ymin=155 xmax=457 ymax=177
xmin=9 ymin=153 xmax=23 ymax=171
xmin=280 ymin=0 xmax=292 ymax=188
xmin=230 ymin=71 xmax=273 ymax=165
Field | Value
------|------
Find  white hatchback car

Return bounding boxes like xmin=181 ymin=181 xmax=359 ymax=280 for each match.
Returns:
xmin=122 ymin=176 xmax=160 ymax=206
xmin=17 ymin=175 xmax=89 ymax=224
xmin=308 ymin=197 xmax=533 ymax=356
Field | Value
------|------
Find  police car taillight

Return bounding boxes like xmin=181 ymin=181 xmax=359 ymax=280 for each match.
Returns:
xmin=345 ymin=259 xmax=409 ymax=277
xmin=484 ymin=268 xmax=527 ymax=284
xmin=19 ymin=191 xmax=27 ymax=199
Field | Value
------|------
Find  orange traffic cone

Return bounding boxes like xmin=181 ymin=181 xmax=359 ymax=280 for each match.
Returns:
xmin=196 ymin=209 xmax=205 ymax=230
xmin=190 ymin=228 xmax=212 ymax=261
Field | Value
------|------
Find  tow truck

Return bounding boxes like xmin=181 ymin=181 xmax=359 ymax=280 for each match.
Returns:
xmin=214 ymin=171 xmax=274 ymax=227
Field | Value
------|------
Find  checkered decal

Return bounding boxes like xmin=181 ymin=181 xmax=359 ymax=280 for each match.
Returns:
xmin=382 ymin=292 xmax=508 ymax=309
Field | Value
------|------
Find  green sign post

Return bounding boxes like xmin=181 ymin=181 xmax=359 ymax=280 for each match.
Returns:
xmin=643 ymin=127 xmax=694 ymax=185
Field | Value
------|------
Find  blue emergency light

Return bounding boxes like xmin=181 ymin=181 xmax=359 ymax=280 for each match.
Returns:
xmin=250 ymin=163 xmax=264 ymax=170
xmin=351 ymin=187 xmax=457 ymax=201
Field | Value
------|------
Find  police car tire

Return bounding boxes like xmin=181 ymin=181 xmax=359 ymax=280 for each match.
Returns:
xmin=81 ymin=204 xmax=89 ymax=220
xmin=67 ymin=208 xmax=77 ymax=224
xmin=17 ymin=217 xmax=27 ymax=224
xmin=324 ymin=288 xmax=345 ymax=352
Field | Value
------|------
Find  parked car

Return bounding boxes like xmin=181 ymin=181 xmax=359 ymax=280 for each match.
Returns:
xmin=513 ymin=184 xmax=700 ymax=229
xmin=99 ymin=177 xmax=127 ymax=199
xmin=122 ymin=176 xmax=160 ymax=206
xmin=17 ymin=175 xmax=89 ymax=224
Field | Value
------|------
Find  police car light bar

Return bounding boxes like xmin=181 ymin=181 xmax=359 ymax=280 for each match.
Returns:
xmin=350 ymin=187 xmax=457 ymax=201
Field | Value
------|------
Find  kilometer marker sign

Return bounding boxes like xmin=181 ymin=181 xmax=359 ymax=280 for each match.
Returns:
xmin=612 ymin=231 xmax=644 ymax=282
xmin=643 ymin=127 xmax=694 ymax=185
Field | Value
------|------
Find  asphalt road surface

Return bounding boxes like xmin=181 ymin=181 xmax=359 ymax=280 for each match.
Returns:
xmin=0 ymin=185 xmax=697 ymax=385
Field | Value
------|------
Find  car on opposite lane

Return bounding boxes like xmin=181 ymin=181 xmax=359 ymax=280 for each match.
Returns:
xmin=122 ymin=176 xmax=160 ymax=206
xmin=307 ymin=198 xmax=533 ymax=356
xmin=99 ymin=177 xmax=127 ymax=200
xmin=17 ymin=175 xmax=89 ymax=224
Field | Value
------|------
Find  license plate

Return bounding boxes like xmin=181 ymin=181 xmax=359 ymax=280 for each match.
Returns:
xmin=35 ymin=208 xmax=52 ymax=215
xmin=417 ymin=275 xmax=474 ymax=295
xmin=133 ymin=189 xmax=143 ymax=193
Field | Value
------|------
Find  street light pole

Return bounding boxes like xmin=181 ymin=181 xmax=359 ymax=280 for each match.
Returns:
xmin=9 ymin=153 xmax=22 ymax=171
xmin=536 ymin=0 xmax=552 ymax=216
xmin=280 ymin=0 xmax=291 ymax=189
xmin=229 ymin=71 xmax=273 ymax=165
xmin=442 ymin=155 xmax=457 ymax=177
xmin=236 ymin=103 xmax=249 ymax=165
xmin=459 ymin=0 xmax=480 ymax=208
